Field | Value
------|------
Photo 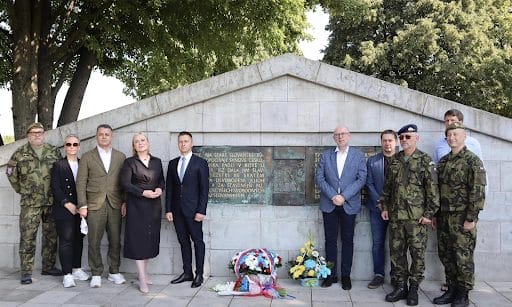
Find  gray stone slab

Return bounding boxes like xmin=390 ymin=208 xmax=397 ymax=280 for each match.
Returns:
xmin=0 ymin=289 xmax=44 ymax=302
xmin=312 ymin=287 xmax=351 ymax=302
xmin=145 ymin=296 xmax=190 ymax=307
xmin=25 ymin=290 xmax=80 ymax=303
xmin=260 ymin=101 xmax=320 ymax=132
xmin=469 ymin=290 xmax=512 ymax=307
xmin=64 ymin=291 xmax=118 ymax=305
xmin=487 ymin=282 xmax=512 ymax=292
xmin=258 ymin=54 xmax=320 ymax=83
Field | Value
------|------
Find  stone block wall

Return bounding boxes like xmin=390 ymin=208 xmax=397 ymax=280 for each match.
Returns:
xmin=0 ymin=54 xmax=511 ymax=281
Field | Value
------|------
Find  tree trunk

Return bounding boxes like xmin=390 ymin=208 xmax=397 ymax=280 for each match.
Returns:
xmin=37 ymin=0 xmax=54 ymax=131
xmin=57 ymin=47 xmax=96 ymax=126
xmin=11 ymin=0 xmax=40 ymax=139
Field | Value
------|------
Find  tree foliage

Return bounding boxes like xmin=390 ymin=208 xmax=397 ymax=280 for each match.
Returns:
xmin=0 ymin=0 xmax=313 ymax=139
xmin=322 ymin=0 xmax=512 ymax=118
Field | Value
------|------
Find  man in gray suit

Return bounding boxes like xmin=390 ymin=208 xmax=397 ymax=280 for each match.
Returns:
xmin=315 ymin=125 xmax=367 ymax=290
xmin=77 ymin=124 xmax=126 ymax=288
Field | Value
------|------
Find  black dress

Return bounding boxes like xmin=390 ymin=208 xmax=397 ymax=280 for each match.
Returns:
xmin=120 ymin=155 xmax=165 ymax=260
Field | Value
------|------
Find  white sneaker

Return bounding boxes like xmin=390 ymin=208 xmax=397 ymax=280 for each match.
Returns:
xmin=108 ymin=273 xmax=126 ymax=285
xmin=63 ymin=274 xmax=76 ymax=288
xmin=90 ymin=276 xmax=102 ymax=288
xmin=72 ymin=268 xmax=90 ymax=281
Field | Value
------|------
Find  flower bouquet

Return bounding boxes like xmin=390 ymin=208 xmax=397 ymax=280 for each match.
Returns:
xmin=211 ymin=248 xmax=288 ymax=299
xmin=288 ymin=236 xmax=331 ymax=286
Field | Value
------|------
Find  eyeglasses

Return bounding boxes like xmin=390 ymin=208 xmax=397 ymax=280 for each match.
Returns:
xmin=399 ymin=135 xmax=413 ymax=140
xmin=28 ymin=131 xmax=44 ymax=136
xmin=65 ymin=143 xmax=80 ymax=147
xmin=333 ymin=132 xmax=350 ymax=137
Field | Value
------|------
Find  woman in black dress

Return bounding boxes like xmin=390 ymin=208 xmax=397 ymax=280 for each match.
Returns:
xmin=51 ymin=134 xmax=90 ymax=287
xmin=120 ymin=132 xmax=165 ymax=293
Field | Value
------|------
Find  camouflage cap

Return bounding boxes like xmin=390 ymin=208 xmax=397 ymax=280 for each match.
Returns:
xmin=397 ymin=124 xmax=418 ymax=135
xmin=445 ymin=122 xmax=465 ymax=136
xmin=26 ymin=122 xmax=44 ymax=134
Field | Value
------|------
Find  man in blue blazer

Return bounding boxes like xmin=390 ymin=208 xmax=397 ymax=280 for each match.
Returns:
xmin=365 ymin=129 xmax=398 ymax=289
xmin=166 ymin=131 xmax=209 ymax=288
xmin=315 ymin=125 xmax=367 ymax=290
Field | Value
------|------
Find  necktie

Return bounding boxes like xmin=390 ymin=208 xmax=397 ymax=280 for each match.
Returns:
xmin=179 ymin=157 xmax=186 ymax=182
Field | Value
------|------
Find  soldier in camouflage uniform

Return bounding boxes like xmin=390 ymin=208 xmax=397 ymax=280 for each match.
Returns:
xmin=6 ymin=123 xmax=63 ymax=284
xmin=433 ymin=123 xmax=486 ymax=307
xmin=381 ymin=124 xmax=439 ymax=306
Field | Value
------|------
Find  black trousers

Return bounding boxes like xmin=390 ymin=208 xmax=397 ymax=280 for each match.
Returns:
xmin=173 ymin=205 xmax=205 ymax=276
xmin=55 ymin=214 xmax=84 ymax=274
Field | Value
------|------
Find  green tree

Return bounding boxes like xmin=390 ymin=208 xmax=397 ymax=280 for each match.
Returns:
xmin=322 ymin=0 xmax=512 ymax=118
xmin=0 ymin=0 xmax=313 ymax=139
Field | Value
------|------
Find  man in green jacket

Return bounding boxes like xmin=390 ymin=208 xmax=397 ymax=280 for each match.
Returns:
xmin=381 ymin=124 xmax=439 ymax=306
xmin=6 ymin=123 xmax=63 ymax=284
xmin=433 ymin=122 xmax=486 ymax=307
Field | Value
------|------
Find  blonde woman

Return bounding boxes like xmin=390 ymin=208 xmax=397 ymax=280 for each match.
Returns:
xmin=120 ymin=133 xmax=165 ymax=293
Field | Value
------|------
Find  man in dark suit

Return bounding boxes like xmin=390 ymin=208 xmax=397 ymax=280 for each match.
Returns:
xmin=166 ymin=131 xmax=209 ymax=288
xmin=315 ymin=125 xmax=367 ymax=290
xmin=77 ymin=124 xmax=126 ymax=288
xmin=365 ymin=129 xmax=398 ymax=289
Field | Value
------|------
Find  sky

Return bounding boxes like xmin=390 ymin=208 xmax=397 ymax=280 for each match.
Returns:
xmin=0 ymin=8 xmax=329 ymax=138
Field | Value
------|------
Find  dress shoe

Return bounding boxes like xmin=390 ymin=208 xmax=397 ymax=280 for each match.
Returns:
xmin=433 ymin=284 xmax=456 ymax=304
xmin=406 ymin=285 xmax=418 ymax=306
xmin=41 ymin=267 xmax=63 ymax=276
xmin=320 ymin=275 xmax=338 ymax=288
xmin=171 ymin=272 xmax=193 ymax=284
xmin=191 ymin=275 xmax=203 ymax=288
xmin=341 ymin=276 xmax=352 ymax=290
xmin=368 ymin=275 xmax=384 ymax=289
xmin=385 ymin=284 xmax=408 ymax=302
xmin=20 ymin=274 xmax=32 ymax=285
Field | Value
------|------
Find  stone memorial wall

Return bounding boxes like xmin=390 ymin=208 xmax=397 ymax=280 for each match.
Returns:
xmin=195 ymin=146 xmax=379 ymax=206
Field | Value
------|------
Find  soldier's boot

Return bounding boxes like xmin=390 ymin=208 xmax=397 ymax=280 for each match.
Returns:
xmin=433 ymin=284 xmax=457 ymax=304
xmin=451 ymin=287 xmax=469 ymax=307
xmin=385 ymin=283 xmax=408 ymax=302
xmin=406 ymin=285 xmax=419 ymax=306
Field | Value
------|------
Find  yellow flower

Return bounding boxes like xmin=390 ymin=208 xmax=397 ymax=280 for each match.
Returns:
xmin=307 ymin=269 xmax=315 ymax=277
xmin=300 ymin=247 xmax=306 ymax=254
xmin=296 ymin=255 xmax=304 ymax=263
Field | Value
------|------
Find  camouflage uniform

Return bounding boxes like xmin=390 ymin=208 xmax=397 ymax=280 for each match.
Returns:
xmin=382 ymin=149 xmax=439 ymax=287
xmin=6 ymin=143 xmax=62 ymax=275
xmin=437 ymin=146 xmax=486 ymax=290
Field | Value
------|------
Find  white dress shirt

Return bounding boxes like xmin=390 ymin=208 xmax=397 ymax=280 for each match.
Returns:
xmin=177 ymin=152 xmax=193 ymax=177
xmin=335 ymin=146 xmax=349 ymax=179
xmin=97 ymin=146 xmax=112 ymax=173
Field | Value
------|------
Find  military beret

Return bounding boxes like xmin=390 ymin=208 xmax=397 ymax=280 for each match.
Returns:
xmin=445 ymin=122 xmax=465 ymax=136
xmin=397 ymin=124 xmax=418 ymax=135
xmin=26 ymin=122 xmax=44 ymax=134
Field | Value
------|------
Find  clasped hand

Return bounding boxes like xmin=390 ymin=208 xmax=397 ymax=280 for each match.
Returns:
xmin=332 ymin=194 xmax=345 ymax=206
xmin=142 ymin=188 xmax=163 ymax=199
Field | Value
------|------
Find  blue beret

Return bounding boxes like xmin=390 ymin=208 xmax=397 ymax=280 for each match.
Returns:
xmin=397 ymin=124 xmax=418 ymax=135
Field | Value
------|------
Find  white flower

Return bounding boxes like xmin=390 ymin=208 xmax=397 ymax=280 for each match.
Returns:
xmin=211 ymin=281 xmax=235 ymax=292
xmin=245 ymin=254 xmax=259 ymax=270
xmin=312 ymin=251 xmax=319 ymax=257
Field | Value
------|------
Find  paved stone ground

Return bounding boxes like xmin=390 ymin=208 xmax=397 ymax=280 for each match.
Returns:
xmin=1 ymin=269 xmax=511 ymax=306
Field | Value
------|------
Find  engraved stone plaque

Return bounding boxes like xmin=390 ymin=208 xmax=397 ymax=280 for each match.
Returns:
xmin=194 ymin=146 xmax=379 ymax=205
xmin=194 ymin=147 xmax=272 ymax=204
